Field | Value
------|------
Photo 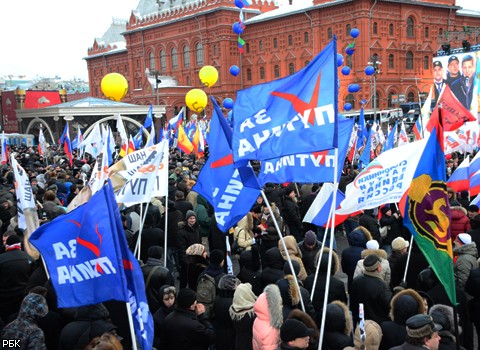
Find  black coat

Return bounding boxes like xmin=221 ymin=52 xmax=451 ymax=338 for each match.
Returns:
xmin=175 ymin=200 xmax=194 ymax=219
xmin=282 ymin=197 xmax=303 ymax=239
xmin=379 ymin=213 xmax=403 ymax=246
xmin=232 ymin=313 xmax=255 ymax=350
xmin=160 ymin=206 xmax=184 ymax=248
xmin=359 ymin=212 xmax=381 ymax=244
xmin=141 ymin=258 xmax=175 ymax=314
xmin=130 ymin=227 xmax=165 ymax=264
xmin=213 ymin=289 xmax=235 ymax=350
xmin=304 ymin=273 xmax=347 ymax=317
xmin=153 ymin=305 xmax=175 ymax=349
xmin=260 ymin=247 xmax=285 ymax=289
xmin=298 ymin=240 xmax=321 ymax=276
xmin=187 ymin=255 xmax=208 ymax=291
xmin=390 ymin=241 xmax=429 ymax=290
xmin=237 ymin=247 xmax=263 ymax=296
xmin=177 ymin=222 xmax=201 ymax=265
xmin=380 ymin=321 xmax=407 ymax=350
xmin=160 ymin=307 xmax=216 ymax=350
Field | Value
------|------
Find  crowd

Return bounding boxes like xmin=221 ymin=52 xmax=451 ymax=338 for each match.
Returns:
xmin=0 ymin=144 xmax=479 ymax=350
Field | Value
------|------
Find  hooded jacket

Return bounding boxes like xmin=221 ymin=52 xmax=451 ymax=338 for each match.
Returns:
xmin=235 ymin=213 xmax=256 ymax=251
xmin=260 ymin=247 xmax=285 ymax=288
xmin=450 ymin=206 xmax=471 ymax=241
xmin=322 ymin=300 xmax=354 ymax=350
xmin=341 ymin=226 xmax=372 ymax=288
xmin=453 ymin=242 xmax=478 ymax=289
xmin=278 ymin=236 xmax=307 ymax=281
xmin=252 ymin=284 xmax=283 ymax=350
xmin=354 ymin=248 xmax=391 ymax=286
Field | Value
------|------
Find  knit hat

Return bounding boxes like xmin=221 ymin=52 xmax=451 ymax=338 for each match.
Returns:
xmin=380 ymin=205 xmax=391 ymax=215
xmin=363 ymin=254 xmax=381 ymax=272
xmin=366 ymin=240 xmax=379 ymax=250
xmin=176 ymin=288 xmax=197 ymax=309
xmin=280 ymin=319 xmax=314 ymax=342
xmin=353 ymin=320 xmax=382 ymax=350
xmin=392 ymin=237 xmax=409 ymax=251
xmin=283 ymin=260 xmax=301 ymax=276
xmin=186 ymin=243 xmax=205 ymax=256
xmin=406 ymin=314 xmax=442 ymax=338
xmin=218 ymin=274 xmax=241 ymax=291
xmin=209 ymin=249 xmax=225 ymax=266
xmin=284 ymin=183 xmax=296 ymax=195
xmin=304 ymin=230 xmax=317 ymax=246
xmin=458 ymin=233 xmax=472 ymax=245
xmin=185 ymin=210 xmax=196 ymax=220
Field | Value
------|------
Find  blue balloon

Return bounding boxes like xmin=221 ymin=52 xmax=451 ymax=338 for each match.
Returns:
xmin=365 ymin=66 xmax=375 ymax=76
xmin=337 ymin=54 xmax=344 ymax=67
xmin=223 ymin=98 xmax=234 ymax=109
xmin=350 ymin=28 xmax=360 ymax=38
xmin=345 ymin=47 xmax=355 ymax=56
xmin=229 ymin=65 xmax=240 ymax=77
xmin=344 ymin=103 xmax=352 ymax=111
xmin=232 ymin=22 xmax=244 ymax=35
xmin=234 ymin=0 xmax=244 ymax=8
xmin=341 ymin=66 xmax=351 ymax=76
xmin=348 ymin=84 xmax=360 ymax=93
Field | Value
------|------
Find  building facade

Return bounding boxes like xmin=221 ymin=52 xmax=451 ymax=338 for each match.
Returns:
xmin=86 ymin=0 xmax=480 ymax=119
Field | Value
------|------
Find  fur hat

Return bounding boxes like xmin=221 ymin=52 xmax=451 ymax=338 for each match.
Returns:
xmin=186 ymin=243 xmax=205 ymax=256
xmin=354 ymin=320 xmax=382 ymax=350
xmin=406 ymin=314 xmax=442 ymax=338
xmin=209 ymin=249 xmax=225 ymax=266
xmin=218 ymin=274 xmax=241 ymax=291
xmin=176 ymin=288 xmax=197 ymax=309
xmin=304 ymin=230 xmax=317 ymax=246
xmin=430 ymin=304 xmax=459 ymax=334
xmin=185 ymin=210 xmax=196 ymax=220
xmin=363 ymin=254 xmax=381 ymax=272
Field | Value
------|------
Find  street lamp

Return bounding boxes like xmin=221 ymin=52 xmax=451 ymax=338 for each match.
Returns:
xmin=145 ymin=68 xmax=162 ymax=105
xmin=367 ymin=56 xmax=381 ymax=124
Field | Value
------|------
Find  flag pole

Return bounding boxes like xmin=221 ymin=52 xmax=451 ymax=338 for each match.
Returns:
xmin=125 ymin=301 xmax=139 ymax=350
xmin=163 ymin=150 xmax=170 ymax=269
xmin=318 ymin=148 xmax=339 ymax=350
xmin=260 ymin=190 xmax=305 ymax=312
xmin=402 ymin=233 xmax=415 ymax=285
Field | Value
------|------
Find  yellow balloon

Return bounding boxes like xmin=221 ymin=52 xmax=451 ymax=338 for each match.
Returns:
xmin=185 ymin=89 xmax=208 ymax=113
xmin=199 ymin=65 xmax=219 ymax=88
xmin=101 ymin=73 xmax=129 ymax=101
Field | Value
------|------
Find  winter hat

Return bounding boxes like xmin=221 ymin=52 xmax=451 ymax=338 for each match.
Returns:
xmin=458 ymin=233 xmax=472 ymax=245
xmin=406 ymin=314 xmax=442 ymax=338
xmin=186 ymin=243 xmax=205 ymax=256
xmin=176 ymin=288 xmax=197 ymax=309
xmin=280 ymin=319 xmax=314 ymax=343
xmin=209 ymin=249 xmax=225 ymax=266
xmin=392 ymin=237 xmax=409 ymax=251
xmin=283 ymin=260 xmax=301 ymax=276
xmin=363 ymin=254 xmax=381 ymax=272
xmin=284 ymin=183 xmax=296 ymax=195
xmin=185 ymin=210 xmax=196 ymax=220
xmin=366 ymin=240 xmax=380 ymax=250
xmin=354 ymin=320 xmax=382 ymax=350
xmin=380 ymin=205 xmax=391 ymax=215
xmin=430 ymin=304 xmax=458 ymax=334
xmin=304 ymin=230 xmax=317 ymax=246
xmin=218 ymin=274 xmax=241 ymax=291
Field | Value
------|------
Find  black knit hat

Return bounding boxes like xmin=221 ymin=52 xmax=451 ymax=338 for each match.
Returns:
xmin=363 ymin=254 xmax=381 ymax=272
xmin=176 ymin=288 xmax=197 ymax=309
xmin=209 ymin=249 xmax=225 ymax=266
xmin=280 ymin=319 xmax=313 ymax=342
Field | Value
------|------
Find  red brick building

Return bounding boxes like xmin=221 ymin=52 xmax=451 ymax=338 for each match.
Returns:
xmin=86 ymin=0 xmax=480 ymax=118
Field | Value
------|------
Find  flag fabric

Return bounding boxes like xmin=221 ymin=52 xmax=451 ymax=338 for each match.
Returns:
xmin=347 ymin=134 xmax=357 ymax=163
xmin=1 ymin=132 xmax=9 ymax=164
xmin=192 ymin=126 xmax=205 ymax=158
xmin=145 ymin=125 xmax=156 ymax=148
xmin=445 ymin=134 xmax=462 ymax=154
xmin=337 ymin=138 xmax=428 ymax=215
xmin=29 ymin=181 xmax=154 ymax=348
xmin=176 ymin=125 xmax=194 ymax=154
xmin=193 ymin=97 xmax=261 ymax=232
xmin=133 ymin=127 xmax=144 ymax=150
xmin=257 ymin=116 xmax=354 ymax=185
xmin=71 ymin=125 xmax=83 ymax=150
xmin=397 ymin=121 xmax=409 ymax=147
xmin=303 ymin=183 xmax=350 ymax=228
xmin=426 ymin=85 xmax=476 ymax=132
xmin=60 ymin=123 xmax=73 ymax=166
xmin=358 ymin=128 xmax=373 ymax=169
xmin=11 ymin=154 xmax=37 ymax=230
xmin=469 ymin=152 xmax=480 ymax=194
xmin=412 ymin=117 xmax=422 ymax=140
xmin=384 ymin=121 xmax=398 ymax=152
xmin=116 ymin=141 xmax=167 ymax=207
xmin=144 ymin=105 xmax=153 ymax=129
xmin=81 ymin=123 xmax=102 ymax=158
xmin=356 ymin=107 xmax=367 ymax=149
xmin=89 ymin=139 xmax=111 ymax=196
xmin=421 ymin=86 xmax=433 ymax=139
xmin=38 ymin=127 xmax=46 ymax=156
xmin=447 ymin=156 xmax=470 ymax=192
xmin=232 ymin=38 xmax=338 ymax=162
xmin=400 ymin=123 xmax=456 ymax=305
xmin=117 ymin=114 xmax=130 ymax=158
xmin=168 ymin=109 xmax=184 ymax=131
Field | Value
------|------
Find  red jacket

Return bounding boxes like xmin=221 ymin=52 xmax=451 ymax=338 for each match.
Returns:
xmin=450 ymin=206 xmax=471 ymax=241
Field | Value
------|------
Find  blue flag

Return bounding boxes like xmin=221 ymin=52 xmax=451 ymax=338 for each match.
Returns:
xmin=258 ymin=116 xmax=354 ymax=186
xmin=133 ymin=126 xmax=143 ymax=149
xmin=384 ymin=121 xmax=398 ymax=152
xmin=356 ymin=107 xmax=367 ymax=148
xmin=358 ymin=128 xmax=372 ymax=169
xmin=193 ymin=97 xmax=261 ymax=232
xmin=30 ymin=181 xmax=154 ymax=349
xmin=143 ymin=104 xmax=153 ymax=129
xmin=232 ymin=38 xmax=338 ymax=162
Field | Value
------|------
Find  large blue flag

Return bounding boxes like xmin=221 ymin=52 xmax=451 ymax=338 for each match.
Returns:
xmin=384 ymin=120 xmax=398 ymax=152
xmin=232 ymin=38 xmax=338 ymax=162
xmin=358 ymin=128 xmax=372 ymax=169
xmin=258 ymin=116 xmax=354 ymax=185
xmin=356 ymin=107 xmax=367 ymax=148
xmin=30 ymin=181 xmax=154 ymax=349
xmin=143 ymin=104 xmax=153 ymax=129
xmin=193 ymin=97 xmax=261 ymax=232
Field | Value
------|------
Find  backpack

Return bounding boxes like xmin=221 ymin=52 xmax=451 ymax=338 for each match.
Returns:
xmin=196 ymin=272 xmax=224 ymax=319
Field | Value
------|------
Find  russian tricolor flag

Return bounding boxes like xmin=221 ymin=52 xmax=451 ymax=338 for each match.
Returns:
xmin=447 ymin=156 xmax=470 ymax=192
xmin=168 ymin=108 xmax=184 ymax=131
xmin=413 ymin=117 xmax=422 ymax=140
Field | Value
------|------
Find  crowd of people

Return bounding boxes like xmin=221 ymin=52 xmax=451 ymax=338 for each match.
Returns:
xmin=0 ymin=144 xmax=479 ymax=350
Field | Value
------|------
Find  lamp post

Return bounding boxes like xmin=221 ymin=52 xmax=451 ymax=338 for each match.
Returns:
xmin=145 ymin=68 xmax=161 ymax=105
xmin=368 ymin=56 xmax=381 ymax=124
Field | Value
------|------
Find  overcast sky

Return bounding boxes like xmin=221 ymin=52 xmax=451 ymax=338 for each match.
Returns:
xmin=0 ymin=0 xmax=477 ymax=82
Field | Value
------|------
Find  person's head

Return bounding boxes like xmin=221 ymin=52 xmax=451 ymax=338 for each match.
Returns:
xmin=175 ymin=190 xmax=185 ymax=200
xmin=176 ymin=288 xmax=197 ymax=310
xmin=209 ymin=249 xmax=225 ymax=267
xmin=353 ymin=320 xmax=383 ymax=350
xmin=462 ymin=55 xmax=475 ymax=80
xmin=366 ymin=240 xmax=380 ymax=250
xmin=448 ymin=56 xmax=460 ymax=77
xmin=185 ymin=210 xmax=196 ymax=226
xmin=363 ymin=254 xmax=382 ymax=273
xmin=303 ymin=230 xmax=317 ymax=250
xmin=147 ymin=246 xmax=163 ymax=260
xmin=405 ymin=314 xmax=442 ymax=349
xmin=160 ymin=285 xmax=176 ymax=308
xmin=454 ymin=233 xmax=471 ymax=247
xmin=251 ymin=205 xmax=262 ymax=220
xmin=280 ymin=319 xmax=313 ymax=349
xmin=391 ymin=237 xmax=409 ymax=254
xmin=433 ymin=61 xmax=444 ymax=83
xmin=380 ymin=205 xmax=391 ymax=217
xmin=84 ymin=332 xmax=123 ymax=350
xmin=467 ymin=204 xmax=479 ymax=219
xmin=2 ymin=230 xmax=15 ymax=246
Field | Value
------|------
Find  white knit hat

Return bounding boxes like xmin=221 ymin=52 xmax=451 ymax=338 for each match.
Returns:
xmin=458 ymin=233 xmax=472 ymax=245
xmin=366 ymin=240 xmax=380 ymax=250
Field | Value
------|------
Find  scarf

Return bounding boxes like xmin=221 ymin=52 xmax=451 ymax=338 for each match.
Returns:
xmin=6 ymin=243 xmax=22 ymax=251
xmin=229 ymin=283 xmax=257 ymax=321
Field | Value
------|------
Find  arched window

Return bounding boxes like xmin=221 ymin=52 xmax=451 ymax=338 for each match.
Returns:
xmin=186 ymin=76 xmax=190 ymax=86
xmin=346 ymin=55 xmax=353 ymax=68
xmin=171 ymin=48 xmax=178 ymax=70
xmin=149 ymin=52 xmax=155 ymax=70
xmin=183 ymin=46 xmax=190 ymax=68
xmin=195 ymin=43 xmax=204 ymax=66
xmin=246 ymin=43 xmax=250 ymax=53
xmin=259 ymin=40 xmax=263 ymax=51
xmin=260 ymin=67 xmax=265 ymax=79
xmin=388 ymin=54 xmax=394 ymax=69
xmin=246 ymin=68 xmax=252 ymax=81
xmin=346 ymin=94 xmax=355 ymax=110
xmin=273 ymin=37 xmax=278 ymax=49
xmin=389 ymin=23 xmax=394 ymax=36
xmin=274 ymin=65 xmax=280 ymax=78
xmin=304 ymin=31 xmax=309 ymax=44
xmin=327 ymin=27 xmax=332 ymax=39
xmin=425 ymin=26 xmax=429 ymax=38
xmin=388 ymin=91 xmax=397 ymax=108
xmin=406 ymin=51 xmax=414 ymax=69
xmin=373 ymin=22 xmax=378 ymax=35
xmin=288 ymin=35 xmax=293 ymax=46
xmin=213 ymin=44 xmax=218 ymax=56
xmin=407 ymin=92 xmax=415 ymax=102
xmin=160 ymin=50 xmax=167 ymax=71
xmin=289 ymin=63 xmax=295 ymax=75
xmin=346 ymin=24 xmax=351 ymax=36
xmin=439 ymin=28 xmax=443 ymax=36
xmin=406 ymin=17 xmax=414 ymax=38
xmin=423 ymin=55 xmax=429 ymax=70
